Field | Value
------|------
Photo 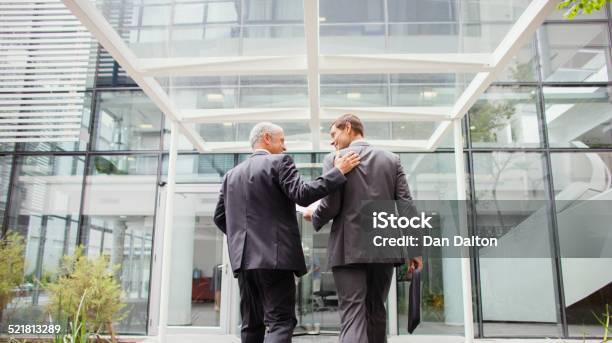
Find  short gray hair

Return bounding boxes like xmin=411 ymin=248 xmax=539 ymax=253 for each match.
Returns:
xmin=249 ymin=122 xmax=283 ymax=148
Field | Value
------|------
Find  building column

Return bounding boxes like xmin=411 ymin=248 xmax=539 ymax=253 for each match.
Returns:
xmin=158 ymin=121 xmax=179 ymax=342
xmin=454 ymin=120 xmax=475 ymax=343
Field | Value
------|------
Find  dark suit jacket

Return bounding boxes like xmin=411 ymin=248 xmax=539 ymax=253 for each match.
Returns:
xmin=312 ymin=141 xmax=420 ymax=268
xmin=213 ymin=150 xmax=347 ymax=277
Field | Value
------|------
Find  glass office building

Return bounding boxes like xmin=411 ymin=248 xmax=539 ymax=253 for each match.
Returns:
xmin=1 ymin=0 xmax=611 ymax=341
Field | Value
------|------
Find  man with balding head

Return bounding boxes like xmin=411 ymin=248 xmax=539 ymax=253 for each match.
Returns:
xmin=213 ymin=122 xmax=360 ymax=343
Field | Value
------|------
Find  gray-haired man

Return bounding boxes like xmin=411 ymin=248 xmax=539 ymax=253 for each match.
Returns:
xmin=213 ymin=122 xmax=360 ymax=343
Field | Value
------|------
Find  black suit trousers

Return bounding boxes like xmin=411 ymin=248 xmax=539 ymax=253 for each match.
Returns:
xmin=237 ymin=269 xmax=297 ymax=343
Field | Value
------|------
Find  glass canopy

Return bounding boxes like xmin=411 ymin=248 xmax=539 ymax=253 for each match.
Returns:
xmin=62 ymin=0 xmax=557 ymax=152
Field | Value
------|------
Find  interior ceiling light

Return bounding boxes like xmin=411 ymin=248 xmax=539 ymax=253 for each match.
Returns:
xmin=422 ymin=90 xmax=437 ymax=99
xmin=207 ymin=93 xmax=224 ymax=102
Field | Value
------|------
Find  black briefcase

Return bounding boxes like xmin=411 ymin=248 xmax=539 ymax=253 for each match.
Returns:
xmin=407 ymin=268 xmax=421 ymax=334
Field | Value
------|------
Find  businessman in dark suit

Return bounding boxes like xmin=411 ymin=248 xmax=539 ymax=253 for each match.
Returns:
xmin=213 ymin=122 xmax=360 ymax=343
xmin=304 ymin=114 xmax=423 ymax=343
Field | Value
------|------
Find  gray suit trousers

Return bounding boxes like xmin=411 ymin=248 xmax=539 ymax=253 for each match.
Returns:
xmin=332 ymin=264 xmax=394 ymax=343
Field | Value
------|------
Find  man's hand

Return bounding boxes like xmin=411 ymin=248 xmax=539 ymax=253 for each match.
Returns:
xmin=303 ymin=208 xmax=313 ymax=222
xmin=334 ymin=151 xmax=360 ymax=175
xmin=407 ymin=256 xmax=423 ymax=273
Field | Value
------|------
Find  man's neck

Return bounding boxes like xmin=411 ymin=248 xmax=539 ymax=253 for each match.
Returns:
xmin=349 ymin=136 xmax=365 ymax=145
xmin=253 ymin=147 xmax=271 ymax=154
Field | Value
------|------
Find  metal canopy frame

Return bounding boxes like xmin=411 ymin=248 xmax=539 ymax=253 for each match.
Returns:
xmin=62 ymin=0 xmax=556 ymax=153
xmin=60 ymin=0 xmax=557 ymax=342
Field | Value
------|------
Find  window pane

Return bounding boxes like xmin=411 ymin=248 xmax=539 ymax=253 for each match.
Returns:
xmin=544 ymin=86 xmax=612 ymax=148
xmin=395 ymin=153 xmax=467 ymax=336
xmin=4 ymin=155 xmax=84 ymax=329
xmin=161 ymin=154 xmax=235 ymax=183
xmin=159 ymin=75 xmax=307 ymax=110
xmin=496 ymin=41 xmax=538 ymax=83
xmin=12 ymin=92 xmax=92 ymax=153
xmin=548 ymin=5 xmax=607 ymax=20
xmin=391 ymin=74 xmax=472 ymax=107
xmin=244 ymin=0 xmax=302 ymax=22
xmin=166 ymin=188 xmax=225 ymax=326
xmin=206 ymin=1 xmax=240 ymax=23
xmin=550 ymin=152 xmax=612 ymax=338
xmin=472 ymin=152 xmax=561 ymax=337
xmin=173 ymin=3 xmax=205 ymax=24
xmin=0 ymin=156 xmax=12 ymax=227
xmin=388 ymin=0 xmax=456 ymax=22
xmin=539 ymin=23 xmax=611 ymax=83
xmin=320 ymin=121 xmax=436 ymax=142
xmin=81 ymin=154 xmax=158 ymax=334
xmin=388 ymin=22 xmax=514 ymax=54
xmin=320 ymin=24 xmax=385 ymax=54
xmin=243 ymin=25 xmax=305 ymax=55
xmin=321 ymin=75 xmax=387 ymax=106
xmin=94 ymin=91 xmax=163 ymax=151
xmin=469 ymin=86 xmax=541 ymax=148
xmin=0 ymin=143 xmax=15 ymax=152
xmin=320 ymin=0 xmax=383 ymax=23
xmin=141 ymin=5 xmax=171 ymax=26
xmin=321 ymin=74 xmax=472 ymax=107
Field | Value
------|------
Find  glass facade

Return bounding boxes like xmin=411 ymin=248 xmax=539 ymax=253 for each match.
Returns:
xmin=1 ymin=2 xmax=612 ymax=341
xmin=3 ymin=155 xmax=84 ymax=328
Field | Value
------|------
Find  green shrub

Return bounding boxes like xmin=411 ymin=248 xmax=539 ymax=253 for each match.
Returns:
xmin=0 ymin=232 xmax=26 ymax=320
xmin=45 ymin=246 xmax=126 ymax=339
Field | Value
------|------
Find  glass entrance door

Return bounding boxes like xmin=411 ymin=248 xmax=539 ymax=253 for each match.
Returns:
xmin=149 ymin=183 xmax=232 ymax=335
xmin=296 ymin=213 xmax=342 ymax=336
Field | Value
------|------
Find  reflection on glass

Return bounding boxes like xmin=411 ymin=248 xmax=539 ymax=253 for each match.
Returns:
xmin=321 ymin=74 xmax=471 ymax=107
xmin=544 ymin=86 xmax=612 ymax=148
xmin=391 ymin=74 xmax=471 ymax=107
xmin=161 ymin=154 xmax=235 ymax=183
xmin=94 ymin=91 xmax=163 ymax=151
xmin=102 ymin=0 xmax=310 ymax=58
xmin=244 ymin=0 xmax=302 ymax=22
xmin=496 ymin=41 xmax=537 ymax=83
xmin=320 ymin=0 xmax=383 ymax=23
xmin=550 ymin=152 xmax=612 ymax=338
xmin=168 ymin=25 xmax=241 ymax=58
xmin=320 ymin=121 xmax=436 ymax=142
xmin=389 ymin=22 xmax=515 ymax=54
xmin=395 ymin=153 xmax=467 ymax=336
xmin=548 ymin=5 xmax=606 ymax=20
xmin=82 ymin=155 xmax=158 ymax=334
xmin=319 ymin=0 xmax=529 ymax=54
xmin=469 ymin=86 xmax=541 ymax=148
xmin=320 ymin=24 xmax=386 ymax=54
xmin=0 ymin=143 xmax=15 ymax=152
xmin=159 ymin=75 xmax=308 ymax=110
xmin=243 ymin=26 xmax=305 ymax=56
xmin=298 ymin=216 xmax=341 ymax=333
xmin=387 ymin=0 xmax=455 ymax=22
xmin=472 ymin=152 xmax=560 ymax=337
xmin=294 ymin=161 xmax=341 ymax=333
xmin=539 ymin=23 xmax=611 ymax=82
xmin=4 ymin=156 xmax=84 ymax=329
xmin=166 ymin=188 xmax=225 ymax=327
xmin=164 ymin=121 xmax=311 ymax=151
